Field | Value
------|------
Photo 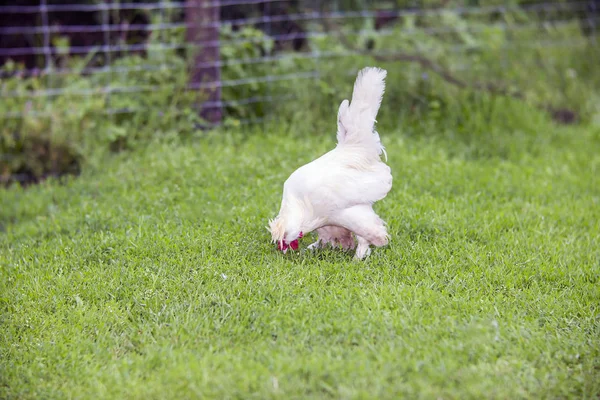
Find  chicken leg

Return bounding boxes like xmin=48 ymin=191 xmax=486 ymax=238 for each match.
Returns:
xmin=308 ymin=226 xmax=356 ymax=250
xmin=331 ymin=204 xmax=389 ymax=260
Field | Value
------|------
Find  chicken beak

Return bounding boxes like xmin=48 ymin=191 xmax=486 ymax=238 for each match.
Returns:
xmin=277 ymin=239 xmax=288 ymax=253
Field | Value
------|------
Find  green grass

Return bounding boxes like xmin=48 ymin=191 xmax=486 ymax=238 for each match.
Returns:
xmin=1 ymin=105 xmax=599 ymax=398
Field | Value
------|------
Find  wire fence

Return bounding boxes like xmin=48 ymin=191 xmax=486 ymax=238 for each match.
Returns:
xmin=1 ymin=0 xmax=598 ymax=185
xmin=0 ymin=0 xmax=597 ymax=127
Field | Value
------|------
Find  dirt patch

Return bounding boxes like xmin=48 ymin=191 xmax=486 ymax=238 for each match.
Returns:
xmin=1 ymin=136 xmax=81 ymax=188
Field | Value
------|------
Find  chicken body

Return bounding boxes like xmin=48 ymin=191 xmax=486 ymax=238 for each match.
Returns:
xmin=269 ymin=67 xmax=392 ymax=259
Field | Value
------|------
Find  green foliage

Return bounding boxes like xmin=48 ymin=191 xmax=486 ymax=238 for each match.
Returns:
xmin=303 ymin=7 xmax=599 ymax=128
xmin=0 ymin=26 xmax=202 ymax=184
xmin=219 ymin=24 xmax=274 ymax=122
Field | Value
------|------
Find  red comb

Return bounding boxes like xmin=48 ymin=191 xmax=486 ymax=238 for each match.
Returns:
xmin=277 ymin=232 xmax=303 ymax=252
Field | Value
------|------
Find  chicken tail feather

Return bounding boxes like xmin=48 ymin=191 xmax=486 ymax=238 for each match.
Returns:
xmin=337 ymin=67 xmax=387 ymax=158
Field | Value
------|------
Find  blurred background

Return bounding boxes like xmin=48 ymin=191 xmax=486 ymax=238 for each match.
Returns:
xmin=0 ymin=0 xmax=598 ymax=187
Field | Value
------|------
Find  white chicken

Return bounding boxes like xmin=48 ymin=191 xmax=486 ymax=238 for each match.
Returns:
xmin=268 ymin=67 xmax=392 ymax=260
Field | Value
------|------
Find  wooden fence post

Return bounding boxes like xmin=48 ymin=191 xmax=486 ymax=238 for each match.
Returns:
xmin=186 ymin=0 xmax=222 ymax=125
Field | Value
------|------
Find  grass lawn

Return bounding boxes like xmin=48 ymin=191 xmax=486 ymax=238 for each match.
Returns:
xmin=1 ymin=115 xmax=599 ymax=398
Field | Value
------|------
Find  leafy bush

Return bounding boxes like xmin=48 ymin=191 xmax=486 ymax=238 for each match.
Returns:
xmin=219 ymin=24 xmax=274 ymax=123
xmin=281 ymin=7 xmax=599 ymax=129
xmin=0 ymin=24 xmax=202 ymax=185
